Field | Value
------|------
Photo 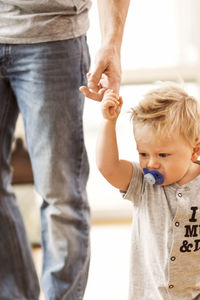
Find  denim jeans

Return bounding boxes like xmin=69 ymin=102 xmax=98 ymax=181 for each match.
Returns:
xmin=0 ymin=35 xmax=90 ymax=300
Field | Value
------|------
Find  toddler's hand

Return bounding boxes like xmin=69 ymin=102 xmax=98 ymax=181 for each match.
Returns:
xmin=101 ymin=89 xmax=123 ymax=120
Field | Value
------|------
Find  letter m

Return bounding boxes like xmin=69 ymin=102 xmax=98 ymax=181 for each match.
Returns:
xmin=184 ymin=225 xmax=198 ymax=237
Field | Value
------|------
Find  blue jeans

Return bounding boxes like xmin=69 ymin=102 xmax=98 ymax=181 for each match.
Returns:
xmin=0 ymin=35 xmax=90 ymax=300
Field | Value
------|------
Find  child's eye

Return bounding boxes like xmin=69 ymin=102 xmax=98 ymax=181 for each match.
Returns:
xmin=159 ymin=153 xmax=169 ymax=158
xmin=139 ymin=153 xmax=148 ymax=157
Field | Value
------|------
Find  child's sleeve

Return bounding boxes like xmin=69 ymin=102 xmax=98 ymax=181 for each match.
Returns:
xmin=121 ymin=162 xmax=143 ymax=204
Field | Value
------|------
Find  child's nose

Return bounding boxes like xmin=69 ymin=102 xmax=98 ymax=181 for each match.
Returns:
xmin=147 ymin=157 xmax=160 ymax=169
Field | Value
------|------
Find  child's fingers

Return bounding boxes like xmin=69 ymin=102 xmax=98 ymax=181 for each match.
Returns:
xmin=102 ymin=93 xmax=120 ymax=105
xmin=104 ymin=89 xmax=119 ymax=100
xmin=102 ymin=99 xmax=118 ymax=111
xmin=101 ymin=89 xmax=123 ymax=120
xmin=104 ymin=88 xmax=114 ymax=95
xmin=118 ymin=96 xmax=123 ymax=106
xmin=98 ymin=87 xmax=107 ymax=96
xmin=109 ymin=106 xmax=115 ymax=115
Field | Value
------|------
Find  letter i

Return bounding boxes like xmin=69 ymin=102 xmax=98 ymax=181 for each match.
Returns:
xmin=189 ymin=207 xmax=198 ymax=222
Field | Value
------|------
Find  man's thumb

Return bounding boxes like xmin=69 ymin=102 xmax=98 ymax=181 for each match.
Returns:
xmin=87 ymin=67 xmax=104 ymax=92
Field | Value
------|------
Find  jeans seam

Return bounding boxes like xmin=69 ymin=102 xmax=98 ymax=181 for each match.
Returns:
xmin=77 ymin=35 xmax=90 ymax=300
xmin=65 ymin=100 xmax=89 ymax=300
xmin=77 ymin=119 xmax=90 ymax=300
xmin=0 ymin=86 xmax=10 ymax=152
xmin=58 ymin=125 xmax=89 ymax=300
xmin=79 ymin=35 xmax=90 ymax=87
xmin=79 ymin=35 xmax=84 ymax=86
xmin=0 ymin=89 xmax=36 ymax=299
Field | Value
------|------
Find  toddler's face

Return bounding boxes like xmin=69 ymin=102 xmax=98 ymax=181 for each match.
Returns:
xmin=134 ymin=124 xmax=197 ymax=186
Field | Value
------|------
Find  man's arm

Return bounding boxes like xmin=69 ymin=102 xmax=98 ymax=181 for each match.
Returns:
xmin=80 ymin=0 xmax=130 ymax=101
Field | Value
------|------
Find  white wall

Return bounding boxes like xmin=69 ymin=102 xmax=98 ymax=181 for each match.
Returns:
xmin=87 ymin=0 xmax=200 ymax=84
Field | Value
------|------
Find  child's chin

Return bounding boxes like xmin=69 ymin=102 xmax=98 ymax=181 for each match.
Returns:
xmin=162 ymin=179 xmax=172 ymax=186
xmin=160 ymin=179 xmax=167 ymax=186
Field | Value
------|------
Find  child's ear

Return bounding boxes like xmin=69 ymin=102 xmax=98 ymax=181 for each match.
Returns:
xmin=191 ymin=142 xmax=200 ymax=162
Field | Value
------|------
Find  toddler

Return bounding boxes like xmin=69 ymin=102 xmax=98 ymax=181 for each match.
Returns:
xmin=96 ymin=82 xmax=200 ymax=300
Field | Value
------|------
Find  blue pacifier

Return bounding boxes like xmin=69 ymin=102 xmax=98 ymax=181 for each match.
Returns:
xmin=143 ymin=168 xmax=164 ymax=185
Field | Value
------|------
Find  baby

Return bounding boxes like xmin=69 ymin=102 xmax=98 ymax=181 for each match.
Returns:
xmin=96 ymin=82 xmax=200 ymax=300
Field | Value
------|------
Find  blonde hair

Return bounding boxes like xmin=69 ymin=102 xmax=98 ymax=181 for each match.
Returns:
xmin=131 ymin=82 xmax=200 ymax=146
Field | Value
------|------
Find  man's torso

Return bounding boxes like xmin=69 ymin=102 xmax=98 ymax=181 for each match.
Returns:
xmin=0 ymin=0 xmax=92 ymax=43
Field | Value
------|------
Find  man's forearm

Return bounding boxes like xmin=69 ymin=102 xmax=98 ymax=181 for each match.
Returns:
xmin=79 ymin=0 xmax=130 ymax=99
xmin=98 ymin=0 xmax=130 ymax=49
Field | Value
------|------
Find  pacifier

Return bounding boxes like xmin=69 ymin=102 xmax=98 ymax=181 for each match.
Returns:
xmin=143 ymin=168 xmax=164 ymax=185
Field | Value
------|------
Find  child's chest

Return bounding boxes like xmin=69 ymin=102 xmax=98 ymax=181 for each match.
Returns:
xmin=156 ymin=185 xmax=200 ymax=298
xmin=169 ymin=187 xmax=200 ymax=253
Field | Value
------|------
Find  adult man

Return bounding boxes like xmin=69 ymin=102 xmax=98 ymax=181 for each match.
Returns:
xmin=0 ymin=0 xmax=130 ymax=299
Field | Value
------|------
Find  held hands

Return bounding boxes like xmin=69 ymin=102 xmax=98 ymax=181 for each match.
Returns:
xmin=101 ymin=89 xmax=123 ymax=120
xmin=79 ymin=45 xmax=121 ymax=101
xmin=80 ymin=73 xmax=108 ymax=102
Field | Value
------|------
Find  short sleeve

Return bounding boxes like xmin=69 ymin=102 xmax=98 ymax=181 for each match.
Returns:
xmin=123 ymin=162 xmax=143 ymax=204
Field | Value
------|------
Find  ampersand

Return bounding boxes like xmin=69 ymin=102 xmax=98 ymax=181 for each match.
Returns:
xmin=180 ymin=240 xmax=193 ymax=252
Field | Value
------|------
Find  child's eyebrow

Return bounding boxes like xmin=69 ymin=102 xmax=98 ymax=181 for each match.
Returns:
xmin=136 ymin=147 xmax=144 ymax=152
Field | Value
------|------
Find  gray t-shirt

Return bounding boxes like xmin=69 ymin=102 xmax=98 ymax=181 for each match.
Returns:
xmin=0 ymin=0 xmax=91 ymax=43
xmin=124 ymin=162 xmax=200 ymax=300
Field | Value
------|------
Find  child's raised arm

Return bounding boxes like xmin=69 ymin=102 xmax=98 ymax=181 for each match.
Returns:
xmin=96 ymin=89 xmax=133 ymax=191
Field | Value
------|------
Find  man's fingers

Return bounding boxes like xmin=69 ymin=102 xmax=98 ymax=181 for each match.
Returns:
xmin=87 ymin=67 xmax=105 ymax=92
xmin=79 ymin=86 xmax=104 ymax=102
xmin=89 ymin=72 xmax=120 ymax=95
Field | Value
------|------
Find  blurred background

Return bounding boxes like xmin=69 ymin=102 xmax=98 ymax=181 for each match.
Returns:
xmin=12 ymin=1 xmax=200 ymax=299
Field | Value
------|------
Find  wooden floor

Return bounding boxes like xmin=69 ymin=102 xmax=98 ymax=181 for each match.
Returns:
xmin=33 ymin=222 xmax=132 ymax=300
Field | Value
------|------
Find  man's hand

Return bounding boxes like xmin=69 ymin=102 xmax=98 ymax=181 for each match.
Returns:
xmin=80 ymin=0 xmax=130 ymax=101
xmin=80 ymin=45 xmax=121 ymax=101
